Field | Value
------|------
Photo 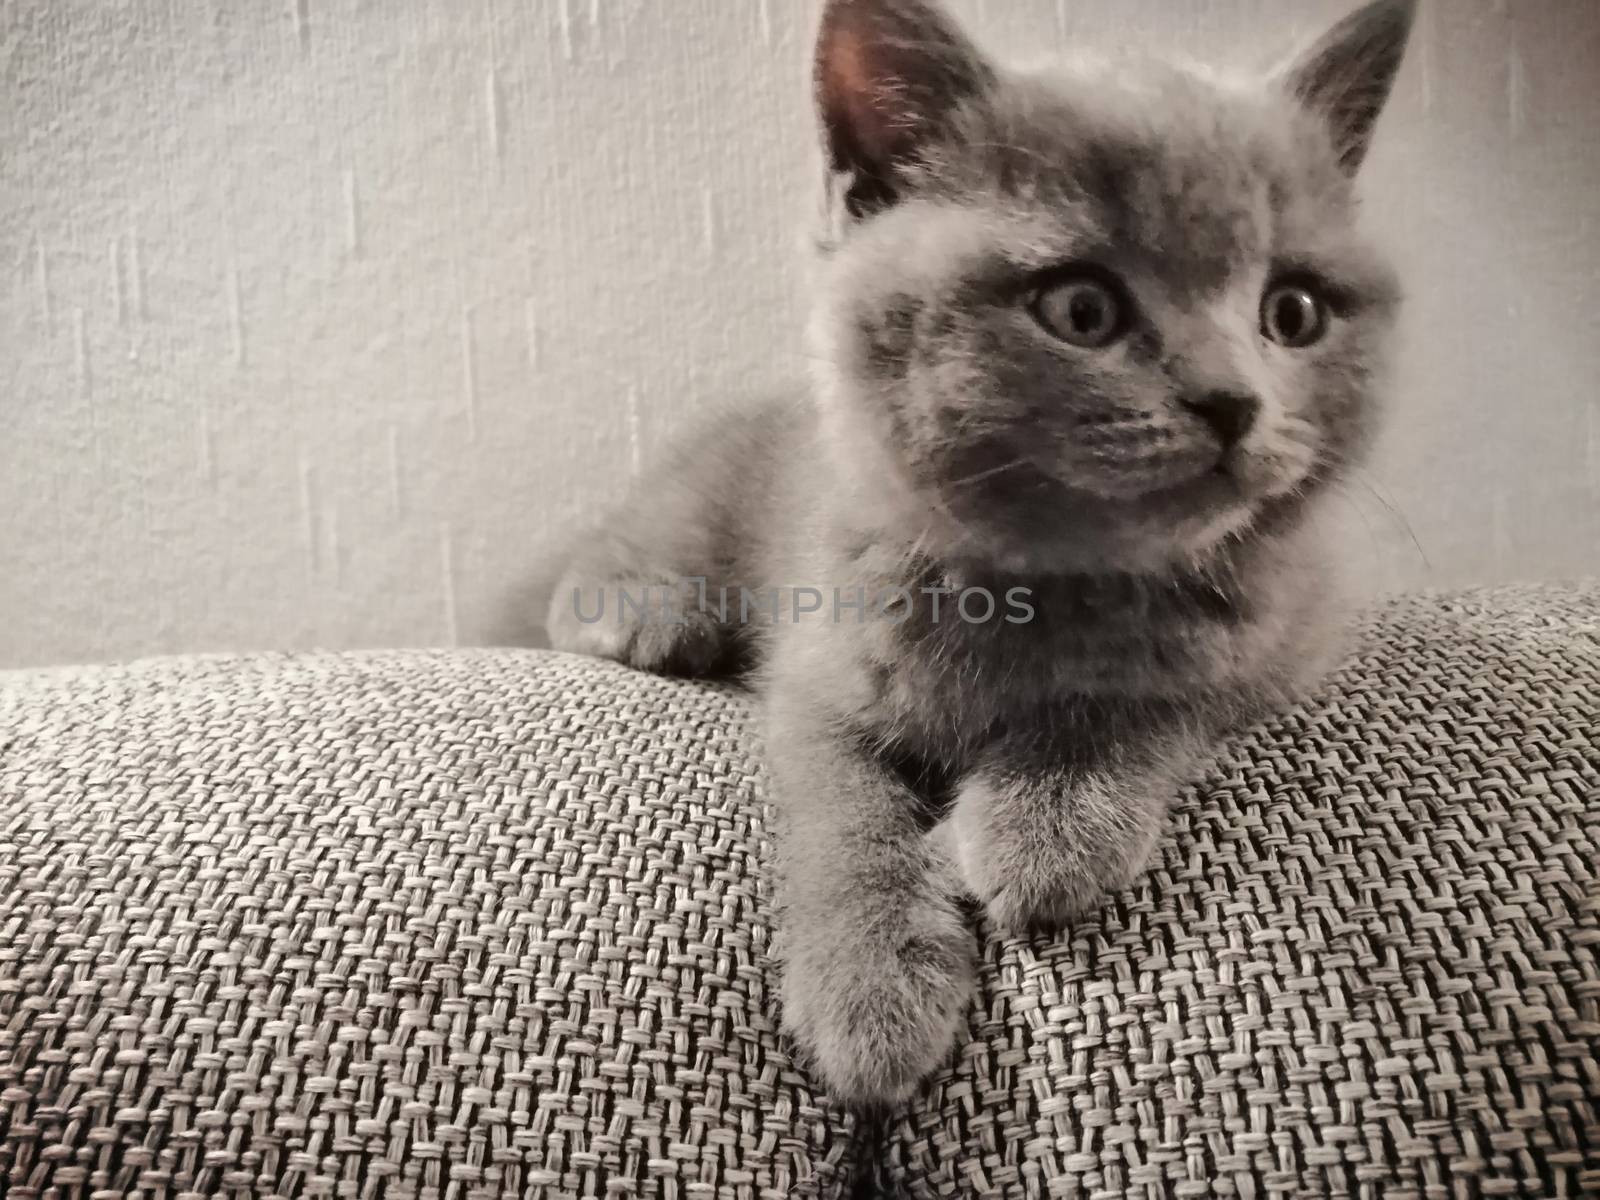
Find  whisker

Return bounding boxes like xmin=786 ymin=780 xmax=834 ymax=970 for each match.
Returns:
xmin=957 ymin=139 xmax=1060 ymax=172
xmin=1326 ymin=479 xmax=1385 ymax=570
xmin=941 ymin=457 xmax=1033 ymax=492
xmin=1345 ymin=469 xmax=1431 ymax=570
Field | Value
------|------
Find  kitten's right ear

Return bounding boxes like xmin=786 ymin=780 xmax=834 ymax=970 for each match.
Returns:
xmin=816 ymin=0 xmax=995 ymax=219
xmin=1276 ymin=0 xmax=1417 ymax=175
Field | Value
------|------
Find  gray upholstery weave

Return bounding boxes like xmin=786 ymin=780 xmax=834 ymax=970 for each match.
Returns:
xmin=2 ymin=585 xmax=1597 ymax=1198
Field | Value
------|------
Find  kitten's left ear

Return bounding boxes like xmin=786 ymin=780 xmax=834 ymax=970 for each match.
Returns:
xmin=1276 ymin=0 xmax=1417 ymax=174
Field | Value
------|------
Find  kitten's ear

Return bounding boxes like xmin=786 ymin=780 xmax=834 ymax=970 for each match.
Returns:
xmin=1276 ymin=0 xmax=1417 ymax=174
xmin=816 ymin=0 xmax=995 ymax=218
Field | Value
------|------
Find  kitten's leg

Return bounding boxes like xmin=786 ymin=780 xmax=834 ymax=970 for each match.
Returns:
xmin=545 ymin=405 xmax=794 ymax=676
xmin=768 ymin=705 xmax=975 ymax=1109
xmin=544 ymin=480 xmax=742 ymax=677
xmin=938 ymin=728 xmax=1201 ymax=934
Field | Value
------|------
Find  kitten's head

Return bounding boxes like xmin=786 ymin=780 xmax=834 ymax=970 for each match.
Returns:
xmin=810 ymin=0 xmax=1414 ymax=574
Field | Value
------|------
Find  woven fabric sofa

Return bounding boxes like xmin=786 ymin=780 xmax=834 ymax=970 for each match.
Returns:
xmin=2 ymin=585 xmax=1596 ymax=1198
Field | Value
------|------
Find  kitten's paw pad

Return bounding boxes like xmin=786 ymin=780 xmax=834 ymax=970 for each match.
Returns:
xmin=781 ymin=904 xmax=975 ymax=1109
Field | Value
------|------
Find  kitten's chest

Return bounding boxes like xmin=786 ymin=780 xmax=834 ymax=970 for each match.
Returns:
xmin=869 ymin=574 xmax=1275 ymax=749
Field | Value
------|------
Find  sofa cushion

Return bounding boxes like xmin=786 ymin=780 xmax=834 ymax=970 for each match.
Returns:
xmin=1 ymin=584 xmax=1596 ymax=1198
xmin=881 ymin=585 xmax=1600 ymax=1198
xmin=0 ymin=651 xmax=855 ymax=1199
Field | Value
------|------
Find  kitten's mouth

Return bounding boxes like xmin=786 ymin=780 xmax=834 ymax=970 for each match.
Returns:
xmin=1209 ymin=456 xmax=1252 ymax=494
xmin=1140 ymin=464 xmax=1247 ymax=508
xmin=1118 ymin=448 xmax=1250 ymax=503
xmin=925 ymin=442 xmax=1288 ymax=558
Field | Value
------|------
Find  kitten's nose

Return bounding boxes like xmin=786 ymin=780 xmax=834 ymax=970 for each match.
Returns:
xmin=1181 ymin=389 xmax=1259 ymax=447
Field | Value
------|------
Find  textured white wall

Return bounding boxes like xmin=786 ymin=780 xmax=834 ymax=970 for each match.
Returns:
xmin=3 ymin=0 xmax=1597 ymax=669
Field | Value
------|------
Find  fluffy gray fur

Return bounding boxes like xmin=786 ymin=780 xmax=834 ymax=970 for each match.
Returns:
xmin=547 ymin=0 xmax=1415 ymax=1109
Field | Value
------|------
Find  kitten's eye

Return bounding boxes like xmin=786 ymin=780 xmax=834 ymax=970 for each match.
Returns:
xmin=1261 ymin=283 xmax=1328 ymax=348
xmin=1031 ymin=275 xmax=1125 ymax=349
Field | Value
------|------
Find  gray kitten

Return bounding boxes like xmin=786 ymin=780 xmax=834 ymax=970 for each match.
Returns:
xmin=547 ymin=0 xmax=1414 ymax=1108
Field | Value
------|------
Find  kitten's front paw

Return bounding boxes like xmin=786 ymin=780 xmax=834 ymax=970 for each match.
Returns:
xmin=780 ymin=894 xmax=975 ymax=1110
xmin=546 ymin=573 xmax=728 ymax=675
xmin=938 ymin=772 xmax=1166 ymax=935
